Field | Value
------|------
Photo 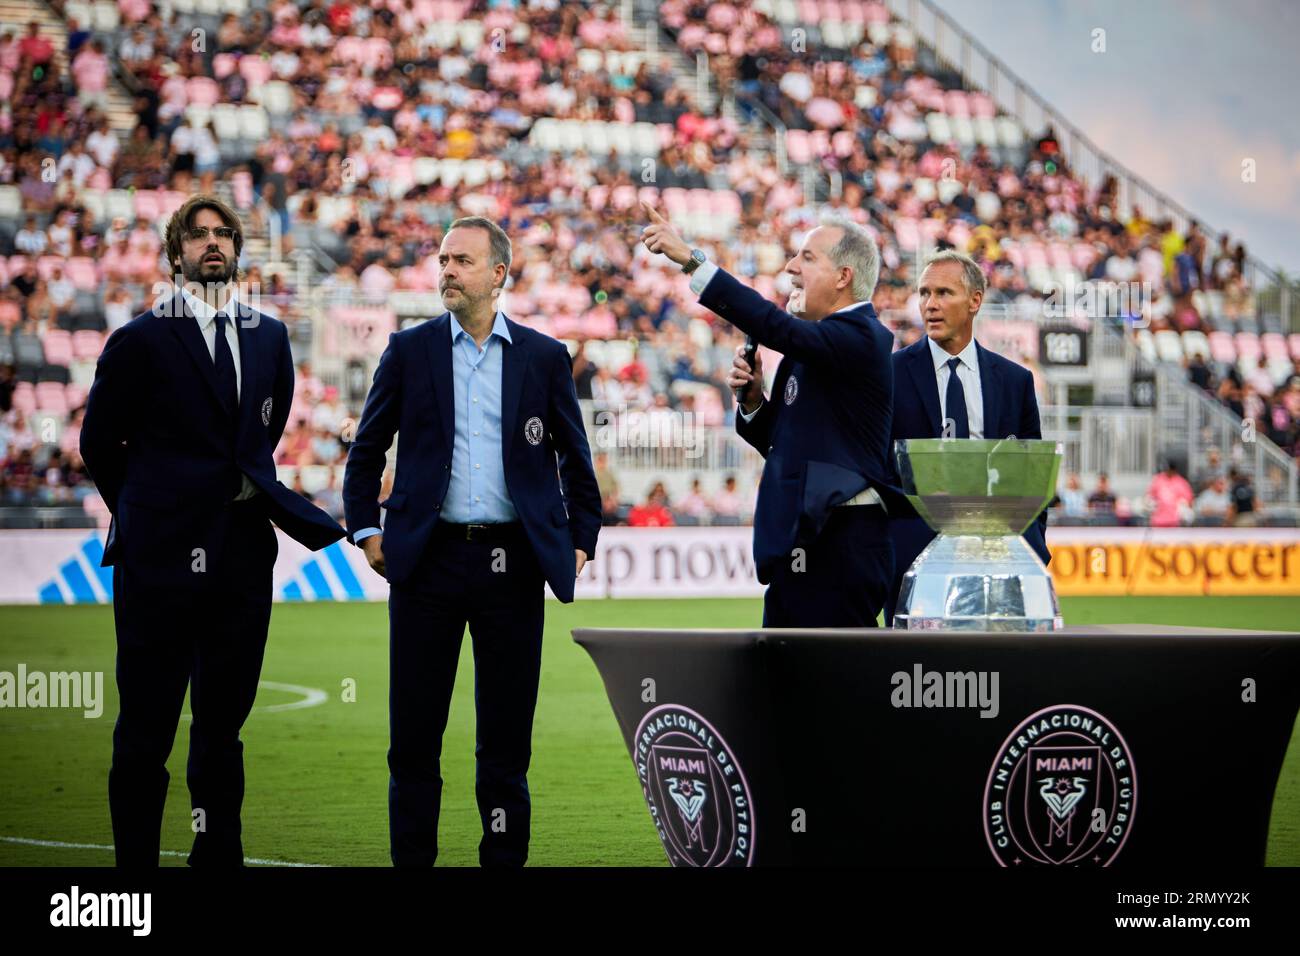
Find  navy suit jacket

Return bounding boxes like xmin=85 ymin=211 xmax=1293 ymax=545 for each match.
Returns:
xmin=341 ymin=313 xmax=600 ymax=603
xmin=702 ymin=269 xmax=911 ymax=585
xmin=80 ymin=295 xmax=345 ymax=590
xmin=886 ymin=336 xmax=1051 ymax=622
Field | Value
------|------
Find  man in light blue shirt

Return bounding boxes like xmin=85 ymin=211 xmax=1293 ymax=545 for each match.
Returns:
xmin=342 ymin=216 xmax=601 ymax=866
xmin=351 ymin=310 xmax=517 ymax=544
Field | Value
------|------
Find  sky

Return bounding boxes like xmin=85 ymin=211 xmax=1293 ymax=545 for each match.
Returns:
xmin=929 ymin=0 xmax=1300 ymax=276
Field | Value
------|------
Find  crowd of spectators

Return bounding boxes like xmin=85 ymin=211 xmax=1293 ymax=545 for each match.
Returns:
xmin=0 ymin=1 xmax=1292 ymax=524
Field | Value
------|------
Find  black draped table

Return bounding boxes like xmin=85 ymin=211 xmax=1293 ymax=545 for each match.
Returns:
xmin=573 ymin=625 xmax=1300 ymax=867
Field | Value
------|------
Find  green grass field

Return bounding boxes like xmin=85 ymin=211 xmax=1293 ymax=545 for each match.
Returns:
xmin=1 ymin=597 xmax=1298 ymax=866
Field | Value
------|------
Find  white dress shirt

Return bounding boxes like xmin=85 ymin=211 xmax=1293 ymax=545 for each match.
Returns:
xmin=181 ymin=285 xmax=259 ymax=499
xmin=928 ymin=335 xmax=984 ymax=439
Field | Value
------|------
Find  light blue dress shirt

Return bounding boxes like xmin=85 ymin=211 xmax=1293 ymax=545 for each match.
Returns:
xmin=353 ymin=310 xmax=518 ymax=544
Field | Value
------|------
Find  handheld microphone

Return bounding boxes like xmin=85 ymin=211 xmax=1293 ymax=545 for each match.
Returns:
xmin=735 ymin=335 xmax=757 ymax=406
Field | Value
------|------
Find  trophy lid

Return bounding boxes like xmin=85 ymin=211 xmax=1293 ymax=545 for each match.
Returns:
xmin=894 ymin=437 xmax=1063 ymax=535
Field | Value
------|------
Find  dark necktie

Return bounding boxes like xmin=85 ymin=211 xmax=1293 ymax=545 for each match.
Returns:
xmin=945 ymin=357 xmax=970 ymax=439
xmin=213 ymin=312 xmax=239 ymax=420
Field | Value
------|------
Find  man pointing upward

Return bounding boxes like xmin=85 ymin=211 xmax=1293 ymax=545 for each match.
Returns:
xmin=641 ymin=202 xmax=906 ymax=626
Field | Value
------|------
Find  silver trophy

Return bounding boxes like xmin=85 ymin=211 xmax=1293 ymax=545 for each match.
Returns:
xmin=893 ymin=438 xmax=1063 ymax=631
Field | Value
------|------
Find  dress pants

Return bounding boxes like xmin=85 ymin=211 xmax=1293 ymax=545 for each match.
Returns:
xmin=761 ymin=505 xmax=894 ymax=628
xmin=386 ymin=521 xmax=546 ymax=867
xmin=108 ymin=496 xmax=277 ymax=867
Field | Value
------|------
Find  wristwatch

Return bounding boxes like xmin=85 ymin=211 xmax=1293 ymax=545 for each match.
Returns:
xmin=681 ymin=248 xmax=706 ymax=275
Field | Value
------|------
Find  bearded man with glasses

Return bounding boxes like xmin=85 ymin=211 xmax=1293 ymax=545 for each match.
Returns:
xmin=80 ymin=195 xmax=345 ymax=866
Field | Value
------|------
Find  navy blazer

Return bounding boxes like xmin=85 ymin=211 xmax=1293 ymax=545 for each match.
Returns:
xmin=886 ymin=336 xmax=1051 ymax=622
xmin=80 ymin=294 xmax=345 ymax=590
xmin=702 ymin=269 xmax=910 ymax=585
xmin=341 ymin=313 xmax=600 ymax=603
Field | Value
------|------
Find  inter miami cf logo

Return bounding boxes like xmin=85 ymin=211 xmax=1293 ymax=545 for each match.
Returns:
xmin=524 ymin=416 xmax=544 ymax=445
xmin=261 ymin=397 xmax=273 ymax=426
xmin=634 ymin=704 xmax=755 ymax=866
xmin=784 ymin=375 xmax=798 ymax=405
xmin=984 ymin=704 xmax=1137 ymax=867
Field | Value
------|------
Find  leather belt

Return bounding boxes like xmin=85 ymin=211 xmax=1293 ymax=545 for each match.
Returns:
xmin=434 ymin=521 xmax=524 ymax=542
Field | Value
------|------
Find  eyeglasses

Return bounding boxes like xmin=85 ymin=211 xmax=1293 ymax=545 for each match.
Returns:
xmin=184 ymin=226 xmax=237 ymax=243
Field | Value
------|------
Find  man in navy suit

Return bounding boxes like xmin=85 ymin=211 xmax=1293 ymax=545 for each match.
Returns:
xmin=886 ymin=250 xmax=1051 ymax=625
xmin=80 ymin=196 xmax=345 ymax=866
xmin=343 ymin=216 xmax=600 ymax=867
xmin=642 ymin=204 xmax=907 ymax=627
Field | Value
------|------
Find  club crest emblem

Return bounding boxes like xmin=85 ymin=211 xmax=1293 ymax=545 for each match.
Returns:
xmin=261 ymin=397 xmax=273 ymax=426
xmin=784 ymin=375 xmax=798 ymax=405
xmin=524 ymin=416 xmax=544 ymax=445
xmin=984 ymin=704 xmax=1137 ymax=867
xmin=634 ymin=703 xmax=755 ymax=867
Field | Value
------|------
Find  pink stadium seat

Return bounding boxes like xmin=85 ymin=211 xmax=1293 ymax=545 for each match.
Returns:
xmin=43 ymin=330 xmax=73 ymax=366
xmin=864 ymin=2 xmax=889 ymax=22
xmin=186 ymin=77 xmax=220 ymax=107
xmin=64 ymin=383 xmax=88 ymax=409
xmin=1001 ymin=244 xmax=1025 ymax=270
xmin=11 ymin=383 xmax=35 ymax=415
xmin=0 ymin=258 xmax=8 ymax=286
xmin=8 ymin=254 xmax=27 ymax=276
xmin=587 ymin=185 xmax=609 ymax=211
xmin=134 ymin=190 xmax=160 ymax=222
xmin=72 ymin=330 xmax=104 ymax=361
xmin=1289 ymin=333 xmax=1300 ymax=360
xmin=65 ymin=257 xmax=98 ymax=290
xmin=798 ymin=0 xmax=821 ymax=24
xmin=1208 ymin=331 xmax=1236 ymax=363
xmin=687 ymin=189 xmax=712 ymax=213
xmin=213 ymin=53 xmax=237 ymax=79
xmin=1261 ymin=332 xmax=1289 ymax=359
xmin=694 ymin=387 xmax=724 ymax=426
xmin=1234 ymin=332 xmax=1261 ymax=360
xmin=943 ymin=90 xmax=971 ymax=118
xmin=35 ymin=382 xmax=68 ymax=415
xmin=609 ymin=184 xmax=638 ymax=210
xmin=968 ymin=92 xmax=996 ymax=118
xmin=157 ymin=190 xmax=187 ymax=217
xmin=894 ymin=217 xmax=920 ymax=252
xmin=1048 ymin=242 xmax=1073 ymax=269
xmin=37 ymin=256 xmax=64 ymax=282
xmin=711 ymin=191 xmax=742 ymax=216
xmin=919 ymin=219 xmax=945 ymax=246
xmin=637 ymin=186 xmax=660 ymax=209
xmin=240 ymin=56 xmax=272 ymax=85
xmin=832 ymin=130 xmax=856 ymax=157
xmin=364 ymin=37 xmax=394 ymax=71
xmin=785 ymin=130 xmax=812 ymax=165
xmin=662 ymin=187 xmax=689 ymax=215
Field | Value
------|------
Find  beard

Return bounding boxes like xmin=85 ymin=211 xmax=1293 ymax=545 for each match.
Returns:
xmin=179 ymin=251 xmax=238 ymax=287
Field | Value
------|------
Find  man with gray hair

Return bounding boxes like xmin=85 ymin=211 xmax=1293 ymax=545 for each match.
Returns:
xmin=886 ymin=249 xmax=1050 ymax=625
xmin=641 ymin=203 xmax=908 ymax=627
xmin=343 ymin=216 xmax=601 ymax=865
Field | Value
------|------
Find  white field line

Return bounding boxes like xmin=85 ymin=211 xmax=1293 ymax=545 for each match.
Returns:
xmin=0 ymin=835 xmax=325 ymax=867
